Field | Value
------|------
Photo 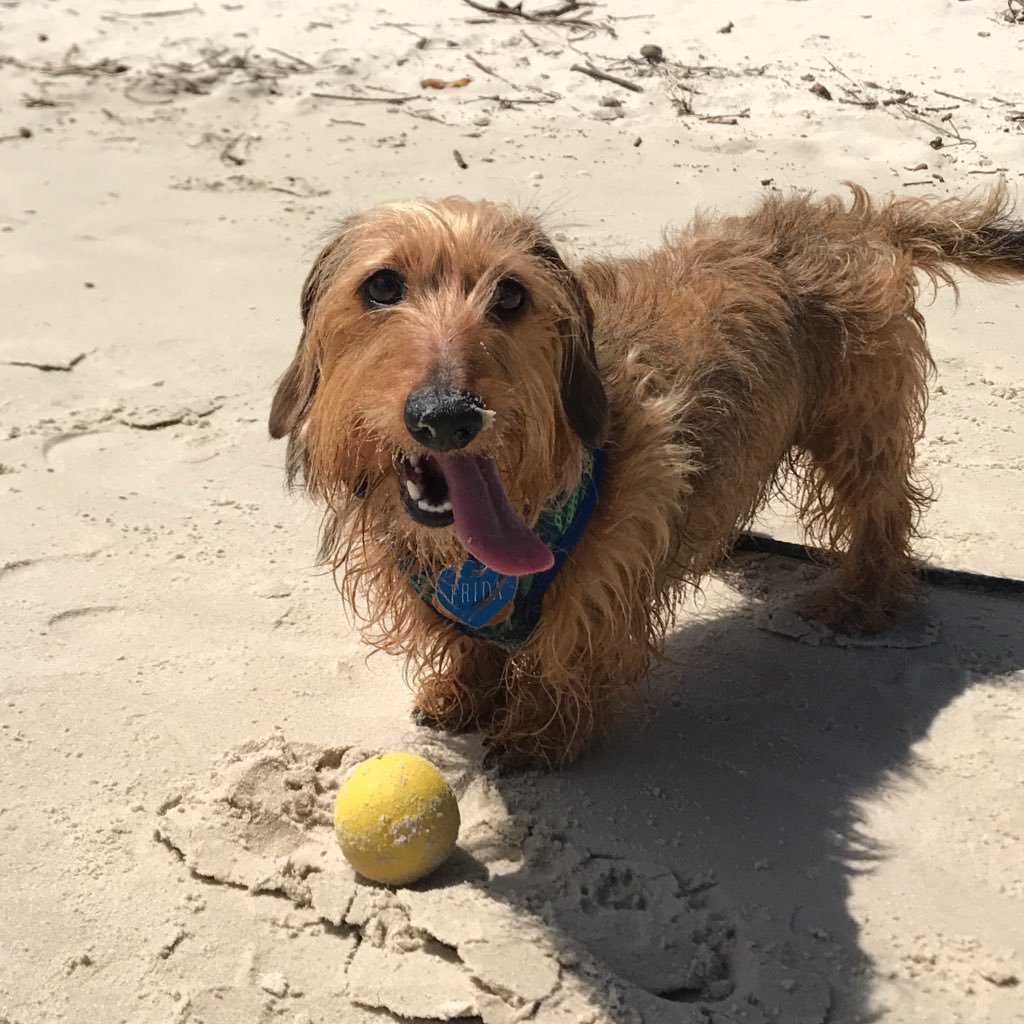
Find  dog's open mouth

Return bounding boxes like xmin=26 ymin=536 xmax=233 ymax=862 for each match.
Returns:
xmin=399 ymin=454 xmax=455 ymax=526
xmin=397 ymin=452 xmax=555 ymax=577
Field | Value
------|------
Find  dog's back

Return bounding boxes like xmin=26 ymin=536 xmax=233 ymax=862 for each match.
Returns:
xmin=579 ymin=185 xmax=1024 ymax=631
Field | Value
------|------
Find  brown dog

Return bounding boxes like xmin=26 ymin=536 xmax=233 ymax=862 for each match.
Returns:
xmin=269 ymin=185 xmax=1023 ymax=767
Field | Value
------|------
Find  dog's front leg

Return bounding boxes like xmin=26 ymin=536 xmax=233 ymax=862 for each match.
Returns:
xmin=411 ymin=632 xmax=509 ymax=735
xmin=487 ymin=624 xmax=652 ymax=770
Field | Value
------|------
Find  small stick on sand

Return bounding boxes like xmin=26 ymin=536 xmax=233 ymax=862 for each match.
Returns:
xmin=266 ymin=48 xmax=315 ymax=70
xmin=466 ymin=54 xmax=506 ymax=81
xmin=220 ymin=134 xmax=248 ymax=166
xmin=311 ymin=92 xmax=419 ymax=104
xmin=570 ymin=63 xmax=643 ymax=93
xmin=462 ymin=0 xmax=589 ymax=21
xmin=0 ymin=54 xmax=129 ymax=76
xmin=461 ymin=0 xmax=609 ymax=33
xmin=7 ymin=353 xmax=86 ymax=372
xmin=700 ymin=109 xmax=750 ymax=125
xmin=474 ymin=93 xmax=559 ymax=105
xmin=101 ymin=5 xmax=200 ymax=18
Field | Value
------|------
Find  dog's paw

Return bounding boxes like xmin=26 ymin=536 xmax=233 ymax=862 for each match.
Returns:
xmin=798 ymin=585 xmax=894 ymax=636
xmin=410 ymin=703 xmax=475 ymax=735
xmin=481 ymin=740 xmax=547 ymax=777
xmin=412 ymin=673 xmax=506 ymax=736
xmin=411 ymin=692 xmax=487 ymax=736
xmin=410 ymin=706 xmax=445 ymax=730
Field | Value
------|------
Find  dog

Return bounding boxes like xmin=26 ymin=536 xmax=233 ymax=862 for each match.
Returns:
xmin=268 ymin=184 xmax=1024 ymax=767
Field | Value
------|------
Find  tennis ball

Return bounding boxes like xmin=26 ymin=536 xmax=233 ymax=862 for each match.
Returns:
xmin=334 ymin=752 xmax=460 ymax=886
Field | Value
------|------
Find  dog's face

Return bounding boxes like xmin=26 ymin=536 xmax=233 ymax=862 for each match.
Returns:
xmin=268 ymin=198 xmax=608 ymax=574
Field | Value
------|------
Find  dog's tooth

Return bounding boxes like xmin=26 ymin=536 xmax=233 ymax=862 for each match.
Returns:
xmin=409 ymin=454 xmax=421 ymax=468
xmin=406 ymin=479 xmax=423 ymax=501
xmin=416 ymin=498 xmax=451 ymax=515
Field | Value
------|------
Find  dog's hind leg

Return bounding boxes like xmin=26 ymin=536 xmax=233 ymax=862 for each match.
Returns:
xmin=797 ymin=316 xmax=934 ymax=632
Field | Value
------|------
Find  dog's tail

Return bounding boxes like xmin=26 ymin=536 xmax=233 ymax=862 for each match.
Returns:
xmin=878 ymin=181 xmax=1024 ymax=286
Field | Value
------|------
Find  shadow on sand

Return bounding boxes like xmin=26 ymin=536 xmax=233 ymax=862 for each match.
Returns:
xmin=483 ymin=557 xmax=1024 ymax=1022
xmin=151 ymin=555 xmax=1023 ymax=1024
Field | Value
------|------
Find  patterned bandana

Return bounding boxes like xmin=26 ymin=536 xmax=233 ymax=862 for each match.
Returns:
xmin=404 ymin=448 xmax=606 ymax=651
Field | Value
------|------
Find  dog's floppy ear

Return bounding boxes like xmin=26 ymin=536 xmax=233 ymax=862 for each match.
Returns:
xmin=268 ymin=344 xmax=317 ymax=440
xmin=268 ymin=238 xmax=340 ymax=440
xmin=531 ymin=236 xmax=609 ymax=448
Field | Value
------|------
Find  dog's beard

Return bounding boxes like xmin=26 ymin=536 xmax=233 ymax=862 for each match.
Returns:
xmin=395 ymin=451 xmax=554 ymax=576
xmin=309 ymin=401 xmax=580 ymax=579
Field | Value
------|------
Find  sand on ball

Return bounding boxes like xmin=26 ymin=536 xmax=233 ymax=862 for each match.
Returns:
xmin=334 ymin=751 xmax=461 ymax=886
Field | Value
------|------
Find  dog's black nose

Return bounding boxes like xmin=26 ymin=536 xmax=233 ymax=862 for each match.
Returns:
xmin=403 ymin=387 xmax=485 ymax=451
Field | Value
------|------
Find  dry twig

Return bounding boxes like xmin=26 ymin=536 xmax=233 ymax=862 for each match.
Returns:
xmin=101 ymin=5 xmax=200 ymax=19
xmin=312 ymin=92 xmax=418 ymax=104
xmin=473 ymin=92 xmax=559 ymax=105
xmin=220 ymin=133 xmax=251 ymax=165
xmin=466 ymin=54 xmax=497 ymax=77
xmin=700 ymin=108 xmax=750 ymax=125
xmin=117 ymin=45 xmax=319 ymax=101
xmin=463 ymin=0 xmax=586 ymax=20
xmin=7 ymin=353 xmax=86 ymax=372
xmin=266 ymin=47 xmax=314 ymax=70
xmin=570 ymin=63 xmax=643 ymax=93
xmin=0 ymin=51 xmax=128 ymax=76
xmin=461 ymin=0 xmax=610 ymax=33
xmin=403 ymin=107 xmax=448 ymax=123
xmin=897 ymin=104 xmax=975 ymax=148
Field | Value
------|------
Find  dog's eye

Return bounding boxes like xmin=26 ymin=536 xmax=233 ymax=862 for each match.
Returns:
xmin=491 ymin=278 xmax=527 ymax=319
xmin=361 ymin=269 xmax=405 ymax=307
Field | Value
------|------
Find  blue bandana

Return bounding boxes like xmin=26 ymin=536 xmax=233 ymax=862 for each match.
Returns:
xmin=405 ymin=448 xmax=605 ymax=651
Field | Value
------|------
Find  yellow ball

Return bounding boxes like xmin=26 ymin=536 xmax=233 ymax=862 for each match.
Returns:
xmin=334 ymin=752 xmax=460 ymax=886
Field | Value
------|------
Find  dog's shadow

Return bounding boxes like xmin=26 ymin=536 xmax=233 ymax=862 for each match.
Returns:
xmin=482 ymin=558 xmax=1024 ymax=1022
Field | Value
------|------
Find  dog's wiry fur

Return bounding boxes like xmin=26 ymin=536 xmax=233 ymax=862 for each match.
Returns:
xmin=269 ymin=183 xmax=1024 ymax=767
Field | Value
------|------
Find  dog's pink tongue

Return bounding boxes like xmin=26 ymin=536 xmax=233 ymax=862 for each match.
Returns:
xmin=436 ymin=454 xmax=554 ymax=576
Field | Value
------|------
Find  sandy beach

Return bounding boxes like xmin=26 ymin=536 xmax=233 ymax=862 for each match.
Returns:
xmin=1 ymin=1 xmax=1022 ymax=1022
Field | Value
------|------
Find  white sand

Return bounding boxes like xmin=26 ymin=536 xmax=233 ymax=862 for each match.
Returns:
xmin=1 ymin=1 xmax=1022 ymax=1022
